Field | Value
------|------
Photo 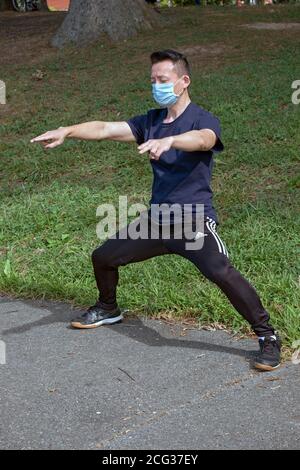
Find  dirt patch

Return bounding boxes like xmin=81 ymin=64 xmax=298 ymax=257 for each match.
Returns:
xmin=242 ymin=22 xmax=300 ymax=30
xmin=179 ymin=44 xmax=232 ymax=56
xmin=0 ymin=10 xmax=66 ymax=66
xmin=125 ymin=43 xmax=234 ymax=72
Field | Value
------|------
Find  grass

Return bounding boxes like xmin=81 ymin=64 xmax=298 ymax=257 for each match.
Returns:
xmin=0 ymin=5 xmax=299 ymax=348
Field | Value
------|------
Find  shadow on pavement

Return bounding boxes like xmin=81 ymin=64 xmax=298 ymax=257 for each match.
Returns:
xmin=0 ymin=296 xmax=257 ymax=362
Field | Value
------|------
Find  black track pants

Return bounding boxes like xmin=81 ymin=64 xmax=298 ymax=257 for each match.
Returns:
xmin=91 ymin=213 xmax=275 ymax=337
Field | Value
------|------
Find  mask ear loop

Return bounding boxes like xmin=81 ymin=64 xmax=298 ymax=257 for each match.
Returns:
xmin=173 ymin=75 xmax=186 ymax=98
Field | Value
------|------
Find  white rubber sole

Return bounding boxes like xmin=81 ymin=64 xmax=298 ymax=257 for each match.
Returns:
xmin=71 ymin=314 xmax=123 ymax=329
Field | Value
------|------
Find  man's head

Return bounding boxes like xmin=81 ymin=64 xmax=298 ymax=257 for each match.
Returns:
xmin=150 ymin=49 xmax=191 ymax=102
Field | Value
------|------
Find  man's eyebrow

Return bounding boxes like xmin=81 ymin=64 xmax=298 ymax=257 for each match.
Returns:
xmin=150 ymin=74 xmax=169 ymax=79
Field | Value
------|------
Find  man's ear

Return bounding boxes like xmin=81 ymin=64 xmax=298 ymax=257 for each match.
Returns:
xmin=182 ymin=75 xmax=190 ymax=88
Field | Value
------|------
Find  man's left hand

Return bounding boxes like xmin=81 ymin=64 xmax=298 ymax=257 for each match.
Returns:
xmin=138 ymin=136 xmax=174 ymax=160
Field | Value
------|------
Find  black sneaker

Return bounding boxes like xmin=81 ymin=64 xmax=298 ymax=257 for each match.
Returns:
xmin=71 ymin=302 xmax=123 ymax=329
xmin=254 ymin=335 xmax=281 ymax=371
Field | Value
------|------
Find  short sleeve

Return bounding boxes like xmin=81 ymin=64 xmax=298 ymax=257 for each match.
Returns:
xmin=196 ymin=112 xmax=224 ymax=153
xmin=126 ymin=114 xmax=148 ymax=145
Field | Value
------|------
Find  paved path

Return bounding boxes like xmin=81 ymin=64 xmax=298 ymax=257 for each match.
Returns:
xmin=0 ymin=296 xmax=299 ymax=450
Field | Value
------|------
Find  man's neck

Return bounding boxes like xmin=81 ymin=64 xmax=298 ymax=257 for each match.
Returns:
xmin=164 ymin=93 xmax=191 ymax=123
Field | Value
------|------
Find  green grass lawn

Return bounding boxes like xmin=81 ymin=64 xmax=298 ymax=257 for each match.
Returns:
xmin=0 ymin=5 xmax=299 ymax=348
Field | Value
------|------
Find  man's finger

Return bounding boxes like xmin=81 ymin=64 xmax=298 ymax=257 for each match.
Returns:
xmin=138 ymin=140 xmax=152 ymax=149
xmin=138 ymin=140 xmax=152 ymax=150
xmin=44 ymin=142 xmax=58 ymax=149
xmin=152 ymin=146 xmax=159 ymax=154
xmin=139 ymin=144 xmax=153 ymax=154
xmin=149 ymin=147 xmax=159 ymax=159
xmin=30 ymin=135 xmax=51 ymax=143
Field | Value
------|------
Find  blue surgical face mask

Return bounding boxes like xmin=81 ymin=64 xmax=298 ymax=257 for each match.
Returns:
xmin=152 ymin=76 xmax=184 ymax=107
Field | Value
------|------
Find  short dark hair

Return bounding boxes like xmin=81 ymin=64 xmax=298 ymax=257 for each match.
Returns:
xmin=150 ymin=49 xmax=191 ymax=77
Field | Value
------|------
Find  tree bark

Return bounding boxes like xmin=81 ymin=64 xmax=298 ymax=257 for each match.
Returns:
xmin=39 ymin=0 xmax=49 ymax=11
xmin=51 ymin=0 xmax=158 ymax=48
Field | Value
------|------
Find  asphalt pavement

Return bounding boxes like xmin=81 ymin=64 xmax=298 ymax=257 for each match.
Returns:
xmin=0 ymin=295 xmax=299 ymax=450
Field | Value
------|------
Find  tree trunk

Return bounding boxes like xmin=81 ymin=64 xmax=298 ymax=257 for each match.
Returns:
xmin=51 ymin=0 xmax=158 ymax=48
xmin=39 ymin=0 xmax=49 ymax=11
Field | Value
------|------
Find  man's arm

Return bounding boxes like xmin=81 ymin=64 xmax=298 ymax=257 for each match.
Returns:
xmin=171 ymin=129 xmax=217 ymax=152
xmin=138 ymin=129 xmax=218 ymax=160
xmin=30 ymin=121 xmax=135 ymax=149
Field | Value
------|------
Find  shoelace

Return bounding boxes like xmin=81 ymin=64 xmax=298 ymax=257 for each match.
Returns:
xmin=260 ymin=337 xmax=278 ymax=355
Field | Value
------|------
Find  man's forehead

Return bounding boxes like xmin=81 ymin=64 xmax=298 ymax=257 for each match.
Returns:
xmin=151 ymin=60 xmax=177 ymax=75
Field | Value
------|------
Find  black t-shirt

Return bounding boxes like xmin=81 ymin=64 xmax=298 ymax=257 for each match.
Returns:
xmin=127 ymin=102 xmax=224 ymax=225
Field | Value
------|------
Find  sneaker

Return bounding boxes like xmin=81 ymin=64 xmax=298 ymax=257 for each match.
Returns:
xmin=254 ymin=335 xmax=281 ymax=371
xmin=71 ymin=302 xmax=123 ymax=329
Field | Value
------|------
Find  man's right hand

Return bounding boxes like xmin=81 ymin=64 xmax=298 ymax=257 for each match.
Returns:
xmin=30 ymin=127 xmax=68 ymax=149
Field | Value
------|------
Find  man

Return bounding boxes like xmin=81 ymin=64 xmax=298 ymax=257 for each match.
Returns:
xmin=31 ymin=49 xmax=281 ymax=371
